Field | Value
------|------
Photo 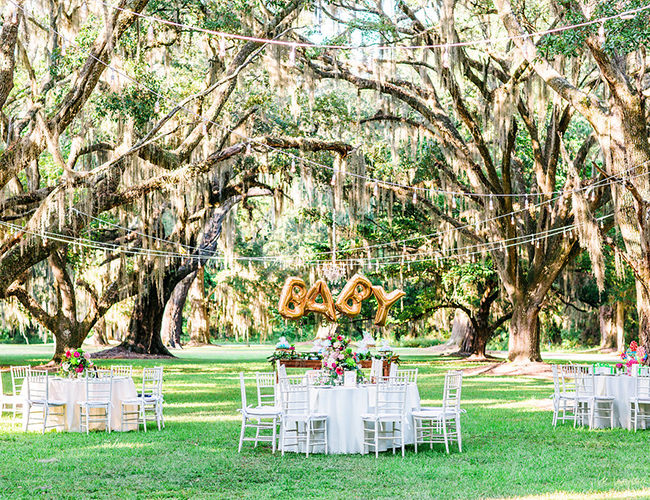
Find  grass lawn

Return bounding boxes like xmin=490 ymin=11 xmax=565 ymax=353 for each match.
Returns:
xmin=1 ymin=344 xmax=649 ymax=500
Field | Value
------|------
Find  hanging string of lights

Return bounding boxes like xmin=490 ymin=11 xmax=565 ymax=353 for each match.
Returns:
xmin=94 ymin=0 xmax=649 ymax=52
xmin=2 ymin=0 xmax=644 ymax=271
xmin=69 ymin=160 xmax=644 ymax=262
xmin=8 ymin=0 xmax=641 ymax=202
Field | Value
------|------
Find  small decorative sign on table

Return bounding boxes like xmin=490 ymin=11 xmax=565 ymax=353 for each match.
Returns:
xmin=344 ymin=371 xmax=357 ymax=387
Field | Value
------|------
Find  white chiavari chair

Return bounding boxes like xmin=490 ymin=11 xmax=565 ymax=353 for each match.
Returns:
xmin=361 ymin=374 xmax=408 ymax=457
xmin=120 ymin=366 xmax=164 ymax=431
xmin=238 ymin=373 xmax=283 ymax=453
xmin=630 ymin=366 xmax=650 ymax=431
xmin=574 ymin=367 xmax=614 ymax=429
xmin=412 ymin=370 xmax=463 ymax=454
xmin=278 ymin=375 xmax=328 ymax=457
xmin=78 ymin=372 xmax=113 ymax=434
xmin=110 ymin=365 xmax=133 ymax=378
xmin=23 ymin=369 xmax=66 ymax=433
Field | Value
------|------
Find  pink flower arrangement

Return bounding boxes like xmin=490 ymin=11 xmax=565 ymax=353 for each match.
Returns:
xmin=59 ymin=348 xmax=94 ymax=378
xmin=320 ymin=334 xmax=363 ymax=385
xmin=620 ymin=342 xmax=646 ymax=375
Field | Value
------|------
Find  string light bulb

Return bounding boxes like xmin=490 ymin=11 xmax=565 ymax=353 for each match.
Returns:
xmin=154 ymin=99 xmax=160 ymax=113
xmin=291 ymin=158 xmax=296 ymax=173
xmin=451 ymin=196 xmax=457 ymax=209
xmin=219 ymin=36 xmax=226 ymax=58
xmin=598 ymin=22 xmax=606 ymax=45
xmin=246 ymin=143 xmax=251 ymax=155
xmin=289 ymin=44 xmax=296 ymax=67
xmin=489 ymin=194 xmax=494 ymax=210
xmin=511 ymin=214 xmax=515 ymax=225
xmin=202 ymin=120 xmax=208 ymax=136
xmin=412 ymin=191 xmax=417 ymax=204
xmin=524 ymin=195 xmax=529 ymax=209
xmin=374 ymin=181 xmax=379 ymax=198
xmin=330 ymin=171 xmax=336 ymax=186
xmin=442 ymin=45 xmax=450 ymax=69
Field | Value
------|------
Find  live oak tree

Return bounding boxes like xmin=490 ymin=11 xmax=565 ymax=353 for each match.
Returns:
xmin=297 ymin=0 xmax=607 ymax=362
xmin=493 ymin=0 xmax=650 ymax=359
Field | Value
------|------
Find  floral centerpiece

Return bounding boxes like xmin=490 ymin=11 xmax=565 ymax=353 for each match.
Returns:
xmin=59 ymin=348 xmax=94 ymax=378
xmin=617 ymin=341 xmax=647 ymax=375
xmin=320 ymin=334 xmax=364 ymax=385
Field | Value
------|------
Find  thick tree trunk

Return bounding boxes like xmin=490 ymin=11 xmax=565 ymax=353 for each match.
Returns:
xmin=188 ymin=268 xmax=210 ymax=345
xmin=637 ymin=281 xmax=650 ymax=361
xmin=93 ymin=318 xmax=109 ymax=346
xmin=599 ymin=305 xmax=616 ymax=349
xmin=121 ymin=280 xmax=173 ymax=356
xmin=507 ymin=300 xmax=542 ymax=363
xmin=161 ymin=272 xmax=196 ymax=348
xmin=52 ymin=326 xmax=88 ymax=363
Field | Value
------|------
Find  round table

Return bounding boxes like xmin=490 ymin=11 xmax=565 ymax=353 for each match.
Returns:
xmin=22 ymin=377 xmax=138 ymax=432
xmin=594 ymin=374 xmax=641 ymax=429
xmin=303 ymin=384 xmax=420 ymax=454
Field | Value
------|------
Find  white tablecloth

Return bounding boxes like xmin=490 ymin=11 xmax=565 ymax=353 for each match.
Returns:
xmin=22 ymin=377 xmax=138 ymax=432
xmin=292 ymin=384 xmax=420 ymax=454
xmin=594 ymin=374 xmax=641 ymax=429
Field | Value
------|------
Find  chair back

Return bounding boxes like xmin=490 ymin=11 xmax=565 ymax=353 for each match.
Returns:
xmin=141 ymin=367 xmax=163 ymax=398
xmin=374 ymin=374 xmax=408 ymax=416
xmin=560 ymin=364 xmax=590 ymax=393
xmin=92 ymin=369 xmax=112 ymax=379
xmin=85 ymin=373 xmax=113 ymax=403
xmin=442 ymin=370 xmax=463 ymax=414
xmin=111 ymin=365 xmax=133 ymax=378
xmin=276 ymin=363 xmax=287 ymax=381
xmin=11 ymin=365 xmax=29 ymax=397
xmin=636 ymin=369 xmax=650 ymax=399
xmin=370 ymin=358 xmax=382 ymax=382
xmin=255 ymin=372 xmax=277 ymax=406
xmin=389 ymin=363 xmax=398 ymax=379
xmin=278 ymin=375 xmax=310 ymax=416
xmin=397 ymin=368 xmax=418 ymax=384
xmin=26 ymin=369 xmax=49 ymax=401
xmin=574 ymin=366 xmax=595 ymax=398
xmin=551 ymin=364 xmax=561 ymax=396
xmin=239 ymin=373 xmax=249 ymax=409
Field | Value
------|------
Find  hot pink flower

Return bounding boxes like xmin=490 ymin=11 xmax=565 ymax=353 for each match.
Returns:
xmin=74 ymin=351 xmax=81 ymax=358
xmin=627 ymin=358 xmax=638 ymax=368
xmin=65 ymin=350 xmax=71 ymax=358
xmin=337 ymin=335 xmax=343 ymax=341
xmin=76 ymin=366 xmax=84 ymax=373
xmin=335 ymin=366 xmax=343 ymax=375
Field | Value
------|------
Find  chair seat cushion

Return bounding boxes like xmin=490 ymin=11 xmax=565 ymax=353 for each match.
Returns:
xmin=360 ymin=413 xmax=403 ymax=421
xmin=412 ymin=410 xmax=456 ymax=419
xmin=29 ymin=398 xmax=66 ymax=406
xmin=241 ymin=406 xmax=282 ymax=417
xmin=79 ymin=401 xmax=112 ymax=407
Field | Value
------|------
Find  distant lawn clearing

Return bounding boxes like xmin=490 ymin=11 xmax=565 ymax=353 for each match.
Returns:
xmin=0 ymin=345 xmax=645 ymax=500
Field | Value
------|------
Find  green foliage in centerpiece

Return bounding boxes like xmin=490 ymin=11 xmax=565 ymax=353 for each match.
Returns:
xmin=58 ymin=348 xmax=94 ymax=378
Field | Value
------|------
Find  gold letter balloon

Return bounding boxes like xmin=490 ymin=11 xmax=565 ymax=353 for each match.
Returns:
xmin=277 ymin=274 xmax=404 ymax=326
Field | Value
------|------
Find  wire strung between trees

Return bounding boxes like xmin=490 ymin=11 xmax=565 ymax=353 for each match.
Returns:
xmin=94 ymin=0 xmax=650 ymax=52
xmin=68 ymin=161 xmax=646 ymax=261
xmin=3 ymin=1 xmax=645 ymax=267
xmin=12 ymin=0 xmax=644 ymax=201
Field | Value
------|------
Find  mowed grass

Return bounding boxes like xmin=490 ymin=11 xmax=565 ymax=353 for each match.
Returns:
xmin=1 ymin=345 xmax=649 ymax=500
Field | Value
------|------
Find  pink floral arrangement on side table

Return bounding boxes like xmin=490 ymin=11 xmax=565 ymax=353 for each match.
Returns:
xmin=617 ymin=341 xmax=647 ymax=375
xmin=59 ymin=348 xmax=94 ymax=378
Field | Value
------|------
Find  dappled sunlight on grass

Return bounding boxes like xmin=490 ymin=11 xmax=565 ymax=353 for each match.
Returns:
xmin=490 ymin=489 xmax=650 ymax=500
xmin=3 ymin=346 xmax=650 ymax=499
